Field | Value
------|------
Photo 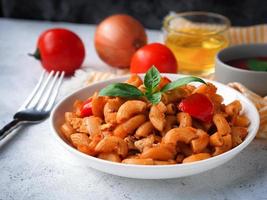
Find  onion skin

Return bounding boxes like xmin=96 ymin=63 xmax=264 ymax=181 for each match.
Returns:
xmin=94 ymin=14 xmax=147 ymax=68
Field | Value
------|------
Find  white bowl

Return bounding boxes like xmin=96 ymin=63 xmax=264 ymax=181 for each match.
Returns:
xmin=50 ymin=74 xmax=259 ymax=179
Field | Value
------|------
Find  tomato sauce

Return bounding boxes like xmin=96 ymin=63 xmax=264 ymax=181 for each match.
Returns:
xmin=225 ymin=57 xmax=267 ymax=72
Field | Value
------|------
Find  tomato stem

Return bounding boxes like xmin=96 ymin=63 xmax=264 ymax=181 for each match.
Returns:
xmin=28 ymin=48 xmax=41 ymax=60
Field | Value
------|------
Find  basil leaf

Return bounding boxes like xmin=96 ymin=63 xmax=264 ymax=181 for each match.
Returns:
xmin=161 ymin=76 xmax=206 ymax=92
xmin=146 ymin=92 xmax=162 ymax=105
xmin=144 ymin=66 xmax=161 ymax=91
xmin=247 ymin=59 xmax=267 ymax=72
xmin=99 ymin=83 xmax=143 ymax=98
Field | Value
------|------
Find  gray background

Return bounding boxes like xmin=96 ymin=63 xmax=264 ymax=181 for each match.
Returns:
xmin=1 ymin=0 xmax=267 ymax=29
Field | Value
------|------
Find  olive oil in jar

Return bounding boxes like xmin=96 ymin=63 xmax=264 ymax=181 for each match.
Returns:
xmin=163 ymin=12 xmax=230 ymax=76
xmin=165 ymin=28 xmax=229 ymax=75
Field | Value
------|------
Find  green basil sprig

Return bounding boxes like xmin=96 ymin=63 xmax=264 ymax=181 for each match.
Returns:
xmin=144 ymin=66 xmax=161 ymax=93
xmin=99 ymin=66 xmax=206 ymax=104
xmin=247 ymin=59 xmax=267 ymax=72
xmin=99 ymin=83 xmax=143 ymax=98
xmin=161 ymin=76 xmax=206 ymax=92
xmin=146 ymin=91 xmax=162 ymax=104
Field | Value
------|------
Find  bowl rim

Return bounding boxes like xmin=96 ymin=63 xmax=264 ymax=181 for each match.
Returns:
xmin=50 ymin=74 xmax=260 ymax=169
xmin=216 ymin=43 xmax=267 ymax=74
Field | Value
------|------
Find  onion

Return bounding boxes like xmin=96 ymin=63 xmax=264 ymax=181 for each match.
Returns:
xmin=94 ymin=14 xmax=147 ymax=68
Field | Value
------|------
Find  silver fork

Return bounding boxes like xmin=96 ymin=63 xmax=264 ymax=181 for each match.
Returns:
xmin=0 ymin=71 xmax=64 ymax=141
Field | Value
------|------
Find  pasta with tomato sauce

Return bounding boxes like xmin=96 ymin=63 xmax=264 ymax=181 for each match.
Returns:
xmin=60 ymin=73 xmax=249 ymax=165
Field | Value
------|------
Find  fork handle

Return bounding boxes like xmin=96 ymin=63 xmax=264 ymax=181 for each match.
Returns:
xmin=0 ymin=119 xmax=22 ymax=141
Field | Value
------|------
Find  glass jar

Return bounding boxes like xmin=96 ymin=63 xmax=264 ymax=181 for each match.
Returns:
xmin=163 ymin=11 xmax=230 ymax=76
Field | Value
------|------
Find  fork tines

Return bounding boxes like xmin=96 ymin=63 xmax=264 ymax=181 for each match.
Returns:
xmin=19 ymin=71 xmax=65 ymax=112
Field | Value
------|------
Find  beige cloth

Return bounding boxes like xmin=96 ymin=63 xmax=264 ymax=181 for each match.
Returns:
xmin=229 ymin=25 xmax=267 ymax=45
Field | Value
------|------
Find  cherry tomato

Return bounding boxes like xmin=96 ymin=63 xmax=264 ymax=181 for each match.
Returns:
xmin=31 ymin=28 xmax=85 ymax=75
xmin=130 ymin=43 xmax=178 ymax=73
xmin=80 ymin=98 xmax=93 ymax=117
xmin=178 ymin=93 xmax=214 ymax=122
xmin=158 ymin=76 xmax=171 ymax=89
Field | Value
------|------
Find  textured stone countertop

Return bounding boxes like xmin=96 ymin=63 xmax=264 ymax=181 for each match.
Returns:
xmin=0 ymin=19 xmax=267 ymax=200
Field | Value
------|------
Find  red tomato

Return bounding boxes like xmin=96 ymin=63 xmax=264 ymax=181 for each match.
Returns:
xmin=130 ymin=43 xmax=178 ymax=73
xmin=31 ymin=28 xmax=85 ymax=75
xmin=178 ymin=93 xmax=214 ymax=122
xmin=158 ymin=76 xmax=171 ymax=89
xmin=80 ymin=98 xmax=93 ymax=117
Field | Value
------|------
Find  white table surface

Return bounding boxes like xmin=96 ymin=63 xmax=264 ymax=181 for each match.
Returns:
xmin=0 ymin=18 xmax=267 ymax=200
